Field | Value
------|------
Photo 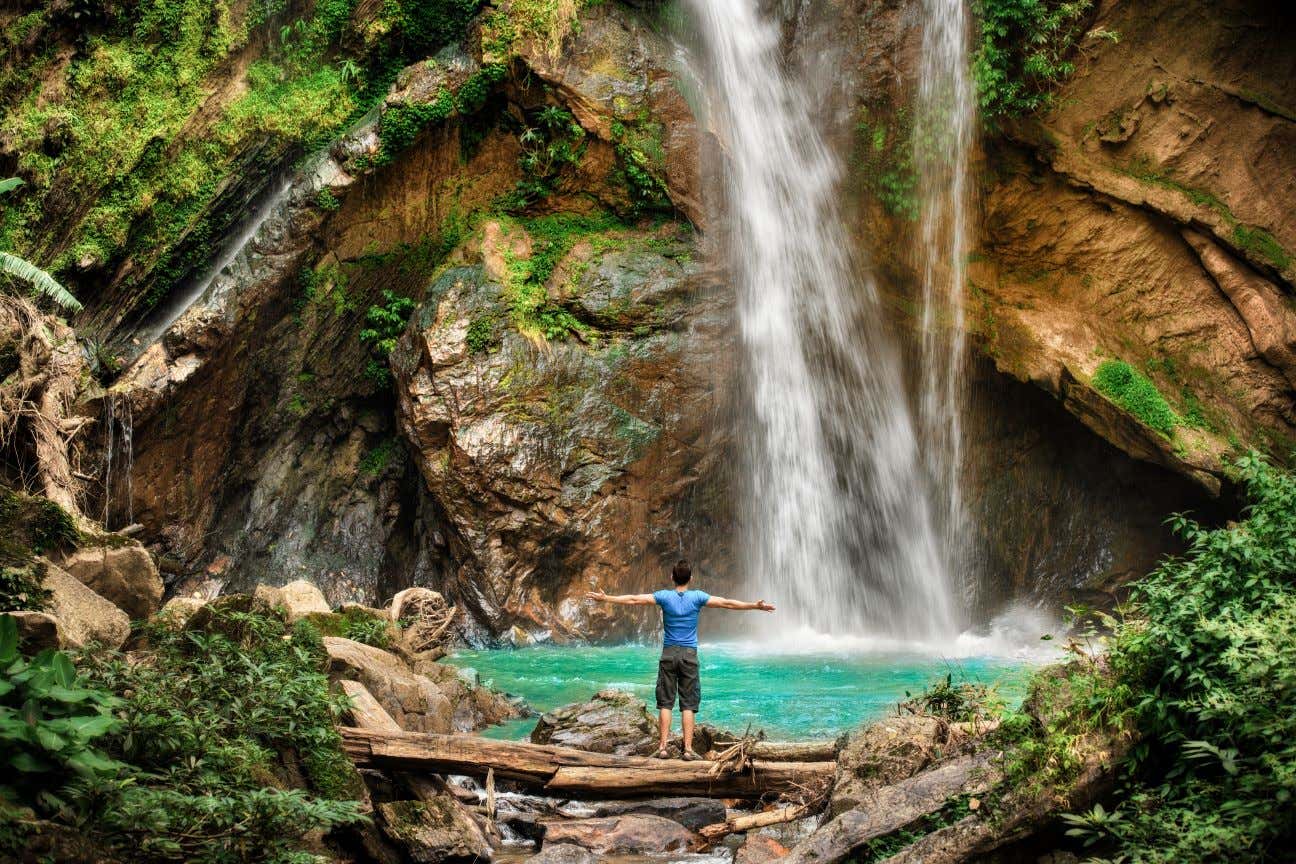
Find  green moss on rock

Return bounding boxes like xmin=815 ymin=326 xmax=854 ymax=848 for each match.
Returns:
xmin=1092 ymin=358 xmax=1180 ymax=437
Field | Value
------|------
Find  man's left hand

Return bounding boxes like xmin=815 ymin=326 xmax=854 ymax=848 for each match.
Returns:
xmin=756 ymin=600 xmax=775 ymax=612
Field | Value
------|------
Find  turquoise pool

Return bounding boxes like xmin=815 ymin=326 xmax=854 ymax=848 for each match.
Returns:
xmin=446 ymin=639 xmax=1047 ymax=740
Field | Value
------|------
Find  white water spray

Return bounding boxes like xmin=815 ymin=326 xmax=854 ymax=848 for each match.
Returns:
xmin=686 ymin=0 xmax=958 ymax=640
xmin=915 ymin=0 xmax=976 ymax=577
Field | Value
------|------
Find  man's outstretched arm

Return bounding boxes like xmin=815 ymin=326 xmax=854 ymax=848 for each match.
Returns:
xmin=585 ymin=590 xmax=656 ymax=606
xmin=706 ymin=596 xmax=775 ymax=612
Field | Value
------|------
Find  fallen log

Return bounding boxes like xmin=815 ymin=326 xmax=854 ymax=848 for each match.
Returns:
xmin=699 ymin=802 xmax=813 ymax=840
xmin=545 ymin=760 xmax=834 ymax=798
xmin=779 ymin=753 xmax=998 ymax=864
xmin=709 ymin=740 xmax=840 ymax=762
xmin=340 ymin=727 xmax=834 ymax=799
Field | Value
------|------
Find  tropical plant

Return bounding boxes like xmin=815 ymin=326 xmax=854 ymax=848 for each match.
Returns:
xmin=0 ymin=178 xmax=82 ymax=312
xmin=0 ymin=614 xmax=126 ymax=815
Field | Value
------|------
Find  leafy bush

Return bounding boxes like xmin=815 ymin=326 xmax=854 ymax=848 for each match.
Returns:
xmin=0 ymin=605 xmax=367 ymax=862
xmin=901 ymin=673 xmax=1003 ymax=723
xmin=972 ymin=0 xmax=1094 ymax=119
xmin=0 ymin=614 xmax=125 ymax=815
xmin=1085 ymin=454 xmax=1296 ymax=862
xmin=0 ymin=564 xmax=51 ymax=612
xmin=0 ymin=489 xmax=79 ymax=568
xmin=1092 ymin=358 xmax=1179 ymax=437
xmin=358 ymin=289 xmax=416 ymax=387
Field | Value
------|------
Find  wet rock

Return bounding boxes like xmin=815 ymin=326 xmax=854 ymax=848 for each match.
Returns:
xmin=507 ymin=624 xmax=536 ymax=647
xmin=590 ymin=797 xmax=727 ymax=831
xmin=541 ymin=814 xmax=700 ymax=855
xmin=412 ymin=660 xmax=523 ymax=732
xmin=276 ymin=579 xmax=332 ymax=621
xmin=736 ymin=834 xmax=791 ymax=864
xmin=41 ymin=564 xmax=130 ymax=649
xmin=531 ymin=689 xmax=657 ymax=755
xmin=377 ymin=797 xmax=492 ymax=863
xmin=393 ymin=220 xmax=732 ymax=640
xmin=323 ymin=636 xmax=453 ymax=733
xmin=56 ymin=542 xmax=162 ymax=619
xmin=9 ymin=611 xmax=65 ymax=651
xmin=523 ymin=843 xmax=599 ymax=864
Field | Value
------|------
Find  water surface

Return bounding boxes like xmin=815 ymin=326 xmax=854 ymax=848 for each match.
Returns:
xmin=448 ymin=640 xmax=1042 ymax=740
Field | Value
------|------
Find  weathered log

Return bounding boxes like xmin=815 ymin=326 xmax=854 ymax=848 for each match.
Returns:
xmin=780 ymin=753 xmax=998 ymax=864
xmin=709 ymin=740 xmax=840 ymax=762
xmin=699 ymin=803 xmax=813 ymax=840
xmin=545 ymin=760 xmax=833 ymax=798
xmin=340 ymin=727 xmax=834 ymax=799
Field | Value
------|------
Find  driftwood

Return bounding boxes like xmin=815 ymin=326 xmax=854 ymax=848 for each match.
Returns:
xmin=780 ymin=753 xmax=999 ymax=864
xmin=699 ymin=802 xmax=814 ymax=840
xmin=340 ymin=726 xmax=835 ymax=799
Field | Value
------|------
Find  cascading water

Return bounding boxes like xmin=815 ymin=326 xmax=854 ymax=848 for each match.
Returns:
xmin=685 ymin=0 xmax=958 ymax=640
xmin=100 ymin=392 xmax=134 ymax=529
xmin=915 ymin=0 xmax=976 ymax=581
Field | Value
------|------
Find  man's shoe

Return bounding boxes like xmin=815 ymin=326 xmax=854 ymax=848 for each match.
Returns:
xmin=681 ymin=750 xmax=702 ymax=762
xmin=654 ymin=748 xmax=671 ymax=759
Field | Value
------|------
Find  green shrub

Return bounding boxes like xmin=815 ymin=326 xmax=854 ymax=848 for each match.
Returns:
xmin=0 ymin=614 xmax=125 ymax=815
xmin=1092 ymin=358 xmax=1179 ymax=437
xmin=358 ymin=289 xmax=416 ymax=387
xmin=0 ymin=564 xmax=51 ymax=613
xmin=1077 ymin=454 xmax=1296 ymax=861
xmin=972 ymin=0 xmax=1095 ymax=119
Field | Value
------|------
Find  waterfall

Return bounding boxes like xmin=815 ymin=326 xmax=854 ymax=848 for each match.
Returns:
xmin=101 ymin=392 xmax=134 ymax=529
xmin=685 ymin=0 xmax=958 ymax=640
xmin=915 ymin=0 xmax=975 ymax=581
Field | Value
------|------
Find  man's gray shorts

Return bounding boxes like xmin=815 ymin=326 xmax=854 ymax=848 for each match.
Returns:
xmin=656 ymin=645 xmax=701 ymax=711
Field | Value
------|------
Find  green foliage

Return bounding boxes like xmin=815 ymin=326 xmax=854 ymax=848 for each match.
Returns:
xmin=0 ymin=614 xmax=126 ymax=815
xmin=375 ymin=63 xmax=506 ymax=165
xmin=342 ymin=613 xmax=391 ymax=649
xmin=852 ymin=111 xmax=918 ymax=220
xmin=972 ymin=0 xmax=1094 ymax=119
xmin=1072 ymin=454 xmax=1296 ymax=862
xmin=1092 ymin=358 xmax=1180 ymax=437
xmin=466 ymin=316 xmax=496 ymax=354
xmin=0 ymin=251 xmax=83 ymax=313
xmin=314 ymin=188 xmax=340 ymax=211
xmin=60 ymin=605 xmax=366 ymax=862
xmin=499 ymin=105 xmax=588 ymax=211
xmin=359 ymin=289 xmax=416 ymax=387
xmin=609 ymin=120 xmax=672 ymax=217
xmin=854 ymin=795 xmax=978 ymax=863
xmin=901 ymin=673 xmax=1004 ymax=723
xmin=1233 ymin=224 xmax=1292 ymax=273
xmin=0 ymin=490 xmax=80 ymax=568
xmin=359 ymin=437 xmax=398 ymax=477
xmin=0 ymin=564 xmax=51 ymax=613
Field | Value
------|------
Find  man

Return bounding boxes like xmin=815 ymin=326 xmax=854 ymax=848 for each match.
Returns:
xmin=585 ymin=559 xmax=775 ymax=760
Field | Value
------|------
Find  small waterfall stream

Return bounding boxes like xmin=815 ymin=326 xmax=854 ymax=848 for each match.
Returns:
xmin=101 ymin=392 xmax=134 ymax=530
xmin=915 ymin=0 xmax=976 ymax=582
xmin=685 ymin=0 xmax=957 ymax=640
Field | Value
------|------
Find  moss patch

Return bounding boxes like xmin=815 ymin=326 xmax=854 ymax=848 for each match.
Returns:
xmin=1092 ymin=358 xmax=1180 ymax=437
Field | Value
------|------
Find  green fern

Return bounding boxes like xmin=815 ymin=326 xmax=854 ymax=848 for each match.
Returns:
xmin=0 ymin=251 xmax=83 ymax=313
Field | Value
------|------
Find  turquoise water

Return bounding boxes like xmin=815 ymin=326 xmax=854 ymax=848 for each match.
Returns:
xmin=447 ymin=642 xmax=1041 ymax=740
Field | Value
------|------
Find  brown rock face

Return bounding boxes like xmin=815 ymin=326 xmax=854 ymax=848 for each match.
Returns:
xmin=394 ymin=219 xmax=733 ymax=639
xmin=56 ymin=541 xmax=163 ymax=620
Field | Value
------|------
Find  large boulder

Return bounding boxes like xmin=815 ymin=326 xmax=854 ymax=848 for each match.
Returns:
xmin=540 ymin=814 xmax=700 ymax=855
xmin=56 ymin=542 xmax=162 ymax=619
xmin=155 ymin=596 xmax=206 ymax=629
xmin=530 ymin=689 xmax=656 ymax=755
xmin=411 ymin=659 xmax=523 ymax=732
xmin=523 ymin=844 xmax=598 ymax=864
xmin=41 ymin=564 xmax=130 ymax=649
xmin=9 ymin=611 xmax=66 ymax=652
xmin=323 ymin=636 xmax=453 ymax=733
xmin=736 ymin=835 xmax=791 ymax=864
xmin=274 ymin=580 xmax=332 ymax=622
xmin=377 ymin=797 xmax=492 ymax=863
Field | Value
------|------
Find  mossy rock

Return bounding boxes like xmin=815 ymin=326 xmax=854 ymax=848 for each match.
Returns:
xmin=0 ymin=489 xmax=79 ymax=568
xmin=182 ymin=592 xmax=283 ymax=643
xmin=301 ymin=607 xmax=398 ymax=649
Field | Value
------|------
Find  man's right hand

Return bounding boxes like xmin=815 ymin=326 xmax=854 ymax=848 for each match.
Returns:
xmin=755 ymin=600 xmax=775 ymax=612
xmin=585 ymin=590 xmax=609 ymax=602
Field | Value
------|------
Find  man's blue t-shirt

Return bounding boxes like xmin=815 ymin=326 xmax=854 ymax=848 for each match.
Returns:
xmin=653 ymin=589 xmax=711 ymax=648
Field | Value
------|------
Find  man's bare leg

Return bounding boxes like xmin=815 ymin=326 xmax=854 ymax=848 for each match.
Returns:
xmin=658 ymin=708 xmax=672 ymax=753
xmin=681 ymin=709 xmax=695 ymax=754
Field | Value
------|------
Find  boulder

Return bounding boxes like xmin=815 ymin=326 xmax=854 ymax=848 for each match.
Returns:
xmin=530 ymin=689 xmax=657 ymax=755
xmin=589 ymin=797 xmax=727 ymax=832
xmin=9 ymin=611 xmax=66 ymax=651
xmin=378 ymin=797 xmax=492 ymax=863
xmin=276 ymin=579 xmax=331 ymax=621
xmin=323 ymin=636 xmax=453 ymax=733
xmin=412 ymin=659 xmax=523 ymax=732
xmin=56 ymin=543 xmax=162 ymax=619
xmin=155 ymin=596 xmax=206 ymax=629
xmin=736 ymin=834 xmax=791 ymax=864
xmin=523 ymin=844 xmax=599 ymax=864
xmin=540 ymin=814 xmax=700 ymax=855
xmin=41 ymin=564 xmax=130 ymax=649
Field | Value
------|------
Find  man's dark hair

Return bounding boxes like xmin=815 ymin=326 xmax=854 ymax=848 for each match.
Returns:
xmin=671 ymin=559 xmax=692 ymax=586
